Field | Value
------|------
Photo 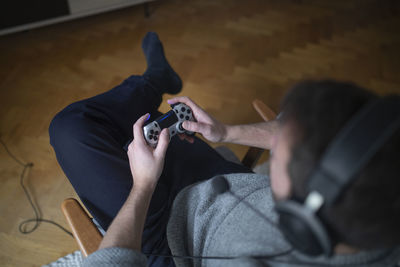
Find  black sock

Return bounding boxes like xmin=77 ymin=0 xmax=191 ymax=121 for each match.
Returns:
xmin=142 ymin=32 xmax=182 ymax=95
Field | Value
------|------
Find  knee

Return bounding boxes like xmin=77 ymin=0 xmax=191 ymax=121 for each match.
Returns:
xmin=49 ymin=102 xmax=87 ymax=149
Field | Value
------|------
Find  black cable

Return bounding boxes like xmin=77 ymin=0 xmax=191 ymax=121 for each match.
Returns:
xmin=0 ymin=138 xmax=73 ymax=238
xmin=145 ymin=247 xmax=294 ymax=260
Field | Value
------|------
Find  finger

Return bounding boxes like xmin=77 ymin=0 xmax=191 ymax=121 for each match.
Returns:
xmin=133 ymin=113 xmax=150 ymax=145
xmin=178 ymin=133 xmax=194 ymax=143
xmin=184 ymin=135 xmax=195 ymax=143
xmin=167 ymin=96 xmax=197 ymax=109
xmin=182 ymin=120 xmax=205 ymax=133
xmin=178 ymin=133 xmax=185 ymax=140
xmin=155 ymin=128 xmax=170 ymax=157
xmin=167 ymin=96 xmax=205 ymax=117
xmin=167 ymin=96 xmax=185 ymax=105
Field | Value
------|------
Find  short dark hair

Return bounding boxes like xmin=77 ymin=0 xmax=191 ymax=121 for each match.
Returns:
xmin=280 ymin=80 xmax=400 ymax=249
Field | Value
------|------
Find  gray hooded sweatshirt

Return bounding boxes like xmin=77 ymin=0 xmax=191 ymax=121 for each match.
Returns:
xmin=83 ymin=173 xmax=400 ymax=267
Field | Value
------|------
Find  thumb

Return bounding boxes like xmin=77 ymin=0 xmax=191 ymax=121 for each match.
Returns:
xmin=155 ymin=129 xmax=170 ymax=158
xmin=182 ymin=120 xmax=205 ymax=133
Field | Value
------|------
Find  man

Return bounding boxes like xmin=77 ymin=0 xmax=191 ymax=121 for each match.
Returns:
xmin=49 ymin=32 xmax=400 ymax=266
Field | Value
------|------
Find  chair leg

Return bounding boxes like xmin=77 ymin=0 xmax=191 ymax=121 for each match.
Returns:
xmin=242 ymin=147 xmax=264 ymax=169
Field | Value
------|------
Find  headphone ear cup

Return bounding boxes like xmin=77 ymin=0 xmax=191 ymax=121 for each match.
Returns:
xmin=275 ymin=200 xmax=332 ymax=256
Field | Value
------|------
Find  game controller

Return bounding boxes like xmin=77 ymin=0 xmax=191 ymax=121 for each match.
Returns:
xmin=143 ymin=103 xmax=195 ymax=147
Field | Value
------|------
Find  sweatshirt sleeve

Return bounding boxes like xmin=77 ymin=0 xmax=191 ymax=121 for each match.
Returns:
xmin=82 ymin=247 xmax=147 ymax=267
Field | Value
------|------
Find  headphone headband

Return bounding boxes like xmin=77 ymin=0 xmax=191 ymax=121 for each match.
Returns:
xmin=307 ymin=95 xmax=400 ymax=205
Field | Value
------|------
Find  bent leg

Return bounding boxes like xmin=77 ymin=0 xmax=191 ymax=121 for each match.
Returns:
xmin=49 ymin=77 xmax=252 ymax=267
xmin=49 ymin=75 xmax=162 ymax=229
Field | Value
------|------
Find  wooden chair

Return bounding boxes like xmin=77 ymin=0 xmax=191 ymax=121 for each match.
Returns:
xmin=61 ymin=99 xmax=277 ymax=257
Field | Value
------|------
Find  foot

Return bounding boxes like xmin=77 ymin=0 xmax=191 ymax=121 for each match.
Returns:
xmin=142 ymin=32 xmax=182 ymax=95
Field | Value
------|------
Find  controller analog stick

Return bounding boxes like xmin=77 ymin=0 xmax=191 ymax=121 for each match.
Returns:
xmin=178 ymin=122 xmax=184 ymax=131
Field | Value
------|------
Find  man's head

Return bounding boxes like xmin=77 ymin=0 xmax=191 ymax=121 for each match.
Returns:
xmin=269 ymin=80 xmax=400 ymax=250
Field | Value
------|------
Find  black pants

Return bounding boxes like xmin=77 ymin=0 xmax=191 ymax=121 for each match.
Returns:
xmin=49 ymin=75 xmax=252 ymax=266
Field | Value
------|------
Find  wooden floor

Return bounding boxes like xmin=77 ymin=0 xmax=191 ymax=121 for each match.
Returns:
xmin=0 ymin=0 xmax=399 ymax=265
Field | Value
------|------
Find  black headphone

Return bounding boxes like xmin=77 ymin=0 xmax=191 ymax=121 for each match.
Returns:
xmin=275 ymin=95 xmax=400 ymax=257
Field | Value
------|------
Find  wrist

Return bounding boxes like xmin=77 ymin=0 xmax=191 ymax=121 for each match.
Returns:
xmin=219 ymin=123 xmax=227 ymax=142
xmin=131 ymin=179 xmax=157 ymax=196
xmin=222 ymin=124 xmax=234 ymax=143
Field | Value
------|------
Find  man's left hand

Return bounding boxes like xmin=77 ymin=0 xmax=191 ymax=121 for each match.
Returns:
xmin=127 ymin=113 xmax=170 ymax=191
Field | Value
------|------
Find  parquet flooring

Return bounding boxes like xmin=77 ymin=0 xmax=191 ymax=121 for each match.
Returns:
xmin=0 ymin=0 xmax=399 ymax=265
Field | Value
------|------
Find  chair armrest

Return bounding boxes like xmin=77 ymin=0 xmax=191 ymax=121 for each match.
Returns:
xmin=61 ymin=198 xmax=103 ymax=257
xmin=252 ymin=99 xmax=277 ymax=121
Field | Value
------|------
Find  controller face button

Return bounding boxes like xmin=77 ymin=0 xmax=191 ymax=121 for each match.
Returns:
xmin=155 ymin=131 xmax=159 ymax=135
xmin=185 ymin=116 xmax=190 ymax=120
xmin=154 ymin=136 xmax=158 ymax=141
xmin=181 ymin=107 xmax=186 ymax=112
xmin=180 ymin=114 xmax=184 ymax=119
xmin=150 ymin=129 xmax=154 ymax=134
xmin=187 ymin=110 xmax=191 ymax=114
xmin=149 ymin=135 xmax=153 ymax=140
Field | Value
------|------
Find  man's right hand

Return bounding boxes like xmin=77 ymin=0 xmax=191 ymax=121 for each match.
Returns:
xmin=167 ymin=96 xmax=227 ymax=143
